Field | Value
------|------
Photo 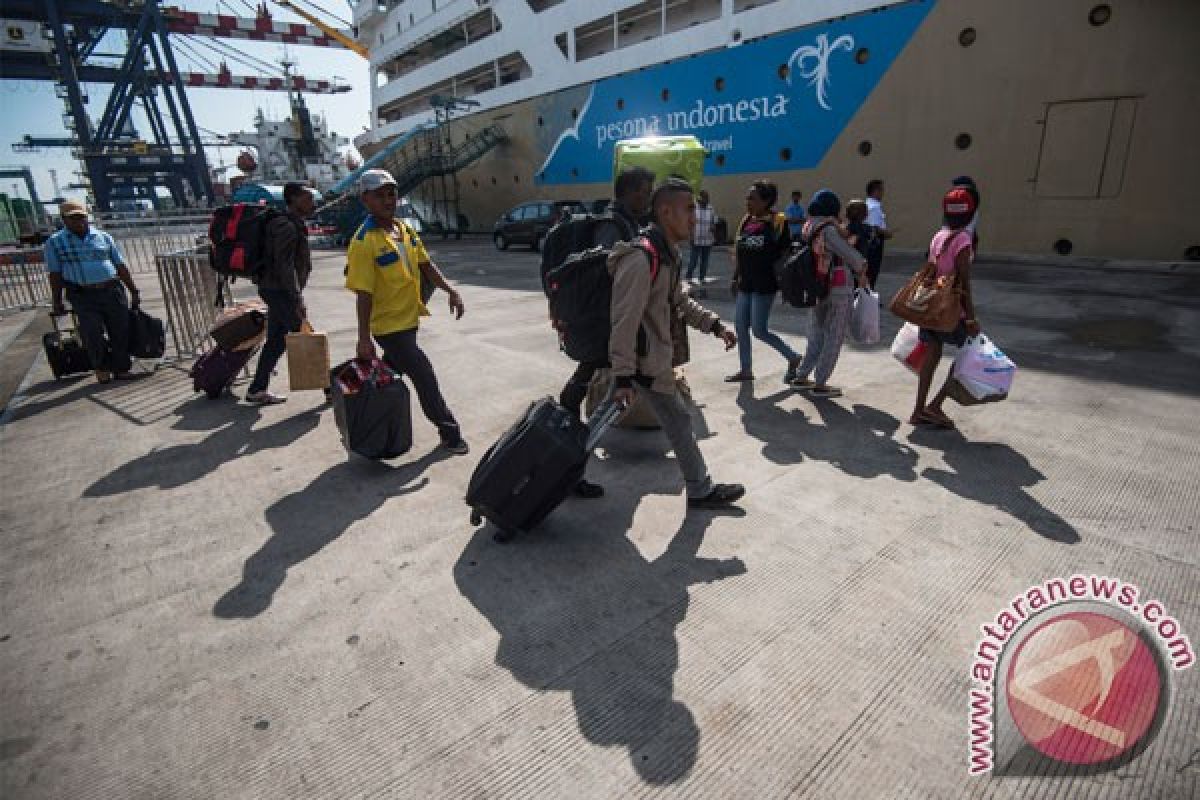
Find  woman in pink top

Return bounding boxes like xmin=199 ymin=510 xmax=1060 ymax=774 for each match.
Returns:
xmin=910 ymin=187 xmax=980 ymax=429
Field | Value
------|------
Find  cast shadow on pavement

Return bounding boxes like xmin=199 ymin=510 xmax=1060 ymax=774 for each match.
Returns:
xmin=455 ymin=493 xmax=746 ymax=785
xmin=735 ymin=383 xmax=919 ymax=482
xmin=83 ymin=402 xmax=322 ymax=495
xmin=214 ymin=448 xmax=450 ymax=619
xmin=906 ymin=426 xmax=1080 ymax=544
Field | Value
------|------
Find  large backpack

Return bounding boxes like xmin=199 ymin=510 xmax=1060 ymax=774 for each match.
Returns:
xmin=778 ymin=220 xmax=835 ymax=308
xmin=544 ymin=236 xmax=660 ymax=364
xmin=208 ymin=202 xmax=282 ymax=281
xmin=540 ymin=212 xmax=636 ymax=295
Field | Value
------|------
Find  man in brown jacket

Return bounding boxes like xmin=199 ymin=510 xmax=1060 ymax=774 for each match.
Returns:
xmin=246 ymin=182 xmax=315 ymax=404
xmin=605 ymin=178 xmax=745 ymax=509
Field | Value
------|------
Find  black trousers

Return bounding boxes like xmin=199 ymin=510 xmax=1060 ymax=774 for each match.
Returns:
xmin=65 ymin=282 xmax=131 ymax=374
xmin=249 ymin=287 xmax=302 ymax=394
xmin=375 ymin=327 xmax=461 ymax=443
xmin=559 ymin=360 xmax=606 ymax=420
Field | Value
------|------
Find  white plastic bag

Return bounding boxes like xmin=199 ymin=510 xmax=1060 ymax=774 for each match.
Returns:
xmin=952 ymin=334 xmax=1016 ymax=399
xmin=850 ymin=288 xmax=881 ymax=344
xmin=890 ymin=322 xmax=930 ymax=375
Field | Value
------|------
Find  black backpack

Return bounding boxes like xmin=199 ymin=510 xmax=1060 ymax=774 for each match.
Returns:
xmin=779 ymin=220 xmax=835 ymax=308
xmin=544 ymin=236 xmax=660 ymax=363
xmin=540 ymin=212 xmax=636 ymax=295
xmin=208 ymin=202 xmax=282 ymax=281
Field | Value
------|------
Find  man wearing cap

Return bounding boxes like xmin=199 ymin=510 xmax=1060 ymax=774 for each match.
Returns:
xmin=345 ymin=169 xmax=470 ymax=455
xmin=45 ymin=200 xmax=141 ymax=383
xmin=245 ymin=181 xmax=316 ymax=405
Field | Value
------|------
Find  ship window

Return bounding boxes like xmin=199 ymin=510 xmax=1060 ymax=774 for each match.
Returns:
xmin=779 ymin=147 xmax=791 ymax=162
xmin=955 ymin=133 xmax=972 ymax=150
xmin=661 ymin=88 xmax=670 ymax=102
xmin=618 ymin=0 xmax=664 ymax=49
xmin=571 ymin=108 xmax=579 ymax=120
xmin=854 ymin=48 xmax=869 ymax=64
xmin=777 ymin=64 xmax=789 ymax=80
xmin=1034 ymin=97 xmax=1137 ymax=198
xmin=714 ymin=77 xmax=725 ymax=92
xmin=526 ymin=1 xmax=565 ymax=11
xmin=714 ymin=154 xmax=726 ymax=167
xmin=858 ymin=140 xmax=872 ymax=157
xmin=513 ymin=175 xmax=520 ymax=184
xmin=555 ymin=33 xmax=568 ymax=59
xmin=733 ymin=0 xmax=781 ymax=10
xmin=570 ymin=168 xmax=578 ymax=178
xmin=1053 ymin=239 xmax=1073 ymax=255
xmin=959 ymin=27 xmax=977 ymax=47
xmin=1088 ymin=5 xmax=1112 ymax=26
xmin=616 ymin=98 xmax=625 ymax=110
xmin=666 ymin=0 xmax=720 ymax=34
xmin=537 ymin=116 xmax=544 ymax=127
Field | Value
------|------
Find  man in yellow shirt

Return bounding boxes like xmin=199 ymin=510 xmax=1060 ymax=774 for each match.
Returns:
xmin=345 ymin=169 xmax=469 ymax=455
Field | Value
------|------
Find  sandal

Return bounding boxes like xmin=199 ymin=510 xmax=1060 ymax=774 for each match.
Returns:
xmin=724 ymin=372 xmax=754 ymax=383
xmin=789 ymin=377 xmax=815 ymax=389
xmin=912 ymin=408 xmax=955 ymax=429
xmin=807 ymin=385 xmax=843 ymax=398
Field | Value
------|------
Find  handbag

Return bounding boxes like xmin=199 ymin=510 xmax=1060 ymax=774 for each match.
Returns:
xmin=888 ymin=232 xmax=968 ymax=332
xmin=285 ymin=319 xmax=331 ymax=390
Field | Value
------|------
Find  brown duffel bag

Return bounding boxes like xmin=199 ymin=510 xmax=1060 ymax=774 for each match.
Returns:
xmin=210 ymin=300 xmax=267 ymax=351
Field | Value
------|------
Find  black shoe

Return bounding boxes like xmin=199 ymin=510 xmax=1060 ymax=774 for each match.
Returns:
xmin=688 ymin=483 xmax=746 ymax=509
xmin=574 ymin=479 xmax=605 ymax=499
xmin=442 ymin=438 xmax=470 ymax=456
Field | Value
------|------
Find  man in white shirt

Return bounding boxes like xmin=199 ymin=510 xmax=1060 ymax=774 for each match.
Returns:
xmin=864 ymin=179 xmax=893 ymax=288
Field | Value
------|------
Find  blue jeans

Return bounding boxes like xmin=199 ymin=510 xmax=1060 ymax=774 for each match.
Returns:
xmin=686 ymin=245 xmax=712 ymax=281
xmin=735 ymin=291 xmax=799 ymax=373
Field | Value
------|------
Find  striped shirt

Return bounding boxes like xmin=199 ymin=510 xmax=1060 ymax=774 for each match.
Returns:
xmin=44 ymin=227 xmax=125 ymax=286
xmin=693 ymin=205 xmax=716 ymax=247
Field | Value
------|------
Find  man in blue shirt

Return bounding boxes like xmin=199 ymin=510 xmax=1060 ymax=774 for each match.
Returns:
xmin=784 ymin=190 xmax=806 ymax=238
xmin=45 ymin=200 xmax=142 ymax=382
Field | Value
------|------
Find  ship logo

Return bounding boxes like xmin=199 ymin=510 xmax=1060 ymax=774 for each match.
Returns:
xmin=786 ymin=33 xmax=856 ymax=111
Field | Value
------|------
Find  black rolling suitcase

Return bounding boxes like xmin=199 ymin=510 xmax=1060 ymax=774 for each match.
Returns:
xmin=466 ymin=397 xmax=622 ymax=540
xmin=43 ymin=313 xmax=93 ymax=379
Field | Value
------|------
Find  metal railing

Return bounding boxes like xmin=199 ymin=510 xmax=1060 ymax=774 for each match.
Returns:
xmin=0 ymin=248 xmax=51 ymax=316
xmin=95 ymin=211 xmax=213 ymax=276
xmin=155 ymin=247 xmax=231 ymax=361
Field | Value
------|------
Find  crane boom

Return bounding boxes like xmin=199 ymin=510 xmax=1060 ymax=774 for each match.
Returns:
xmin=272 ymin=0 xmax=368 ymax=58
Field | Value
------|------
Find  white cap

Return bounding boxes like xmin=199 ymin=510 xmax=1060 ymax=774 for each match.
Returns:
xmin=359 ymin=169 xmax=397 ymax=194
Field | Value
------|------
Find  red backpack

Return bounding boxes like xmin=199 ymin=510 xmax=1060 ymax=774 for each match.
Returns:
xmin=208 ymin=202 xmax=282 ymax=281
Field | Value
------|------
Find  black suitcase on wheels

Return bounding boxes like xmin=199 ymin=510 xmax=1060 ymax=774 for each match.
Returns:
xmin=466 ymin=397 xmax=621 ymax=540
xmin=43 ymin=314 xmax=93 ymax=379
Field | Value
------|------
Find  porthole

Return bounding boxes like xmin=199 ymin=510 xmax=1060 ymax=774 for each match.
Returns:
xmin=959 ymin=27 xmax=977 ymax=47
xmin=1185 ymin=245 xmax=1200 ymax=261
xmin=858 ymin=140 xmax=872 ymax=157
xmin=571 ymin=108 xmax=578 ymax=120
xmin=955 ymin=133 xmax=973 ymax=150
xmin=616 ymin=98 xmax=625 ymax=110
xmin=714 ymin=77 xmax=725 ymax=91
xmin=1088 ymin=4 xmax=1112 ymax=26
xmin=715 ymin=154 xmax=726 ymax=167
xmin=537 ymin=116 xmax=544 ymax=127
xmin=777 ymin=64 xmax=789 ymax=80
xmin=661 ymin=88 xmax=670 ymax=102
xmin=780 ymin=147 xmax=791 ymax=162
xmin=854 ymin=48 xmax=869 ymax=64
xmin=1053 ymin=239 xmax=1073 ymax=256
xmin=731 ymin=29 xmax=742 ymax=43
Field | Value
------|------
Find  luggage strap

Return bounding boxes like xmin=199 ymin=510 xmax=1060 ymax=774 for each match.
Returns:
xmin=224 ymin=203 xmax=245 ymax=241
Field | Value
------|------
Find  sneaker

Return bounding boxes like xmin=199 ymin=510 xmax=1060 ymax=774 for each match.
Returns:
xmin=573 ymin=479 xmax=605 ymax=499
xmin=783 ymin=357 xmax=803 ymax=385
xmin=245 ymin=390 xmax=287 ymax=405
xmin=688 ymin=483 xmax=746 ymax=509
xmin=94 ymin=369 xmax=113 ymax=384
xmin=442 ymin=438 xmax=470 ymax=456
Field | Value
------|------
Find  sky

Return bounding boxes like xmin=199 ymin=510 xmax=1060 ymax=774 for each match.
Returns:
xmin=0 ymin=0 xmax=371 ymax=207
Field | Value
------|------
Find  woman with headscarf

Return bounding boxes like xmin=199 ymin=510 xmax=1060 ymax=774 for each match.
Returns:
xmin=789 ymin=189 xmax=869 ymax=398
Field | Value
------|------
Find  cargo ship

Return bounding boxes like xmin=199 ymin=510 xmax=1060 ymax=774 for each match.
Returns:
xmin=351 ymin=0 xmax=1198 ymax=261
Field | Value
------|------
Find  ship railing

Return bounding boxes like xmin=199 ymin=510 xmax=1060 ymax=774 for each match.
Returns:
xmin=0 ymin=248 xmax=51 ymax=317
xmin=154 ymin=246 xmax=233 ymax=362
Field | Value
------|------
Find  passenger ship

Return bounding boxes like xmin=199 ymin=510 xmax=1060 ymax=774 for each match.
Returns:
xmin=352 ymin=0 xmax=1198 ymax=261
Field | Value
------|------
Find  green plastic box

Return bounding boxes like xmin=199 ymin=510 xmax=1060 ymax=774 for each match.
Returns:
xmin=613 ymin=135 xmax=705 ymax=192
